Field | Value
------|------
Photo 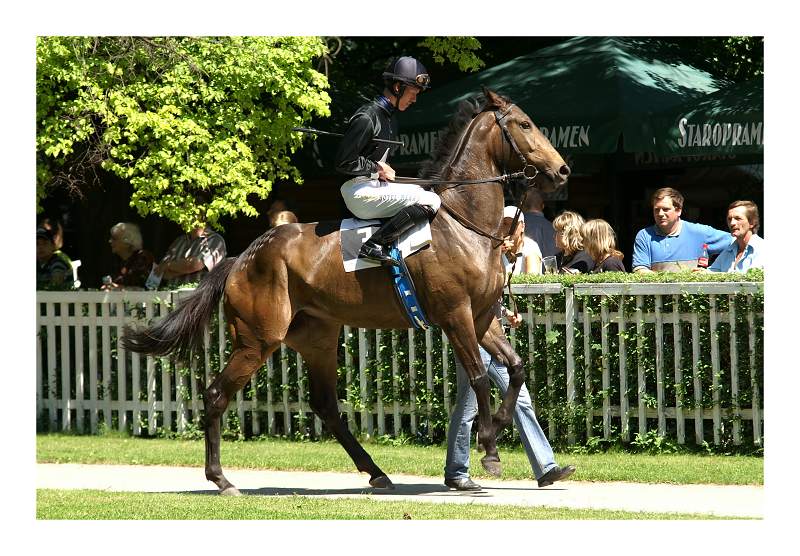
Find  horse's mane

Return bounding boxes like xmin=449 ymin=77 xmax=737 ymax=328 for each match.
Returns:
xmin=417 ymin=97 xmax=482 ymax=180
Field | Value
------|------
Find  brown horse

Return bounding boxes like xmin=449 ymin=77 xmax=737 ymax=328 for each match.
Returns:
xmin=122 ymin=89 xmax=569 ymax=495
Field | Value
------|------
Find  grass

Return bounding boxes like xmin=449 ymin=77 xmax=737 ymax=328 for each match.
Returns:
xmin=37 ymin=433 xmax=763 ymax=485
xmin=36 ymin=489 xmax=739 ymax=520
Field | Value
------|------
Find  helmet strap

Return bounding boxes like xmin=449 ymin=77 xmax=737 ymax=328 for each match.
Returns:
xmin=393 ymin=82 xmax=406 ymax=104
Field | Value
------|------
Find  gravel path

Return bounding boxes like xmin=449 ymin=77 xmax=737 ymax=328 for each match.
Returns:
xmin=37 ymin=463 xmax=763 ymax=518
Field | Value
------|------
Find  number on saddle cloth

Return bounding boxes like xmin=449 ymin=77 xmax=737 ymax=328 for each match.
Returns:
xmin=339 ymin=217 xmax=431 ymax=273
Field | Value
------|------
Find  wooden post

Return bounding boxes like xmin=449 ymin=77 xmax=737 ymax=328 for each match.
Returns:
xmin=618 ymin=295 xmax=629 ymax=442
xmin=747 ymin=303 xmax=762 ymax=445
xmin=636 ymin=295 xmax=646 ymax=437
xmin=583 ymin=295 xmax=593 ymax=439
xmin=600 ymin=299 xmax=610 ymax=439
xmin=691 ymin=312 xmax=703 ymax=444
xmin=654 ymin=295 xmax=665 ymax=436
xmin=408 ymin=328 xmax=417 ymax=435
xmin=710 ymin=295 xmax=721 ymax=445
xmin=565 ymin=288 xmax=576 ymax=445
xmin=343 ymin=325 xmax=355 ymax=434
xmin=358 ymin=328 xmax=371 ymax=436
xmin=392 ymin=330 xmax=401 ymax=437
xmin=673 ymin=295 xmax=685 ymax=444
xmin=60 ymin=301 xmax=72 ymax=431
xmin=729 ymin=294 xmax=741 ymax=445
xmin=375 ymin=329 xmax=385 ymax=436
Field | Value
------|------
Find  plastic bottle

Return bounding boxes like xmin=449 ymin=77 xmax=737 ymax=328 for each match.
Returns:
xmin=697 ymin=243 xmax=709 ymax=268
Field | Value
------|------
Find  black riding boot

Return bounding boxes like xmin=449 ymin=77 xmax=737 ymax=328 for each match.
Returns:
xmin=360 ymin=204 xmax=436 ymax=266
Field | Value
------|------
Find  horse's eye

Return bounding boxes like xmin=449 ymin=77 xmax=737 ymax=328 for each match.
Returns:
xmin=520 ymin=121 xmax=532 ymax=130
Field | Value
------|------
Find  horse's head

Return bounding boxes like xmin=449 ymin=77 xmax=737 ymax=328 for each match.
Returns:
xmin=482 ymin=88 xmax=570 ymax=193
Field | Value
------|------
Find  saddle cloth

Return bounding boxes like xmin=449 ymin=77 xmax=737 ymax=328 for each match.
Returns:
xmin=339 ymin=218 xmax=432 ymax=272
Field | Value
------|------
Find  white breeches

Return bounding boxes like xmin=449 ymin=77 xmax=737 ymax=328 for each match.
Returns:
xmin=340 ymin=177 xmax=441 ymax=219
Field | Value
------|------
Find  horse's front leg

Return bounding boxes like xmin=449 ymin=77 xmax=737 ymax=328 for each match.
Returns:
xmin=442 ymin=310 xmax=503 ymax=477
xmin=480 ymin=316 xmax=525 ymax=432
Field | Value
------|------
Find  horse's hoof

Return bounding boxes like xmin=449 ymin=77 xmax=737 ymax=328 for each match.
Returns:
xmin=481 ymin=455 xmax=502 ymax=477
xmin=369 ymin=475 xmax=395 ymax=489
xmin=219 ymin=486 xmax=242 ymax=496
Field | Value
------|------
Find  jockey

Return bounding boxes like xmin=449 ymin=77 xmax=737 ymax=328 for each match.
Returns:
xmin=336 ymin=56 xmax=441 ymax=266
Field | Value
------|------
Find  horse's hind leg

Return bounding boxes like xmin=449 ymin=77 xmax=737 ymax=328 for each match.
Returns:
xmin=203 ymin=326 xmax=272 ymax=495
xmin=285 ymin=314 xmax=393 ymax=489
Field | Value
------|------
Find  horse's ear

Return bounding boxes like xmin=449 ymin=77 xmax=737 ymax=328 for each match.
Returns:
xmin=482 ymin=87 xmax=507 ymax=110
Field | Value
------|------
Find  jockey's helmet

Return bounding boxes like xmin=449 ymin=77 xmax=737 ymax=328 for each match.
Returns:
xmin=382 ymin=56 xmax=430 ymax=92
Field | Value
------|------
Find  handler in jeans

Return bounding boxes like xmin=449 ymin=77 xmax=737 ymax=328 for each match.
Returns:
xmin=444 ymin=211 xmax=576 ymax=491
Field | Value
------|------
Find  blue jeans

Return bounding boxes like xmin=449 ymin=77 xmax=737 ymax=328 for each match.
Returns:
xmin=444 ymin=346 xmax=556 ymax=481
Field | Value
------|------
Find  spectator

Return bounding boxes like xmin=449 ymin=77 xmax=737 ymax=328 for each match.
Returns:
xmin=152 ymin=224 xmax=227 ymax=289
xmin=502 ymin=206 xmax=542 ymax=275
xmin=101 ymin=222 xmax=155 ymax=290
xmin=521 ymin=189 xmax=558 ymax=258
xmin=706 ymin=200 xmax=765 ymax=273
xmin=632 ymin=187 xmax=730 ymax=273
xmin=553 ymin=211 xmax=594 ymax=274
xmin=269 ymin=210 xmax=299 ymax=227
xmin=582 ymin=219 xmax=626 ymax=273
xmin=266 ymin=198 xmax=294 ymax=224
xmin=38 ymin=217 xmax=65 ymax=251
xmin=36 ymin=225 xmax=74 ymax=290
xmin=444 ymin=215 xmax=575 ymax=491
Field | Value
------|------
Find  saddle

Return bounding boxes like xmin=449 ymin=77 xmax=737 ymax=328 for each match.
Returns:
xmin=339 ymin=218 xmax=431 ymax=330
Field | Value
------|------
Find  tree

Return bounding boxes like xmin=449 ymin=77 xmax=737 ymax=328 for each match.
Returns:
xmin=37 ymin=36 xmax=331 ymax=231
xmin=318 ymin=36 xmax=489 ymax=129
xmin=665 ymin=36 xmax=764 ymax=82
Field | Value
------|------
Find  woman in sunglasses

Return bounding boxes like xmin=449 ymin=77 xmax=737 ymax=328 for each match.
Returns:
xmin=336 ymin=56 xmax=440 ymax=266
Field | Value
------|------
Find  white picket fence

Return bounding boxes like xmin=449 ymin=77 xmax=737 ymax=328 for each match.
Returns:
xmin=36 ymin=282 xmax=764 ymax=446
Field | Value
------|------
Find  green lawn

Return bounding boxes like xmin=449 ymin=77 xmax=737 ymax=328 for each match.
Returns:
xmin=36 ymin=489 xmax=738 ymax=520
xmin=37 ymin=433 xmax=763 ymax=485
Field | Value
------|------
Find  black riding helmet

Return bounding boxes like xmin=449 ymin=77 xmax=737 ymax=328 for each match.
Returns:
xmin=382 ymin=56 xmax=430 ymax=99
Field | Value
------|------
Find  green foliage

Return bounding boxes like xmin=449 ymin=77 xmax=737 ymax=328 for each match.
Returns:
xmin=631 ymin=431 xmax=680 ymax=454
xmin=511 ymin=268 xmax=763 ymax=285
xmin=667 ymin=36 xmax=763 ymax=82
xmin=36 ymin=36 xmax=331 ymax=230
xmin=418 ymin=37 xmax=485 ymax=72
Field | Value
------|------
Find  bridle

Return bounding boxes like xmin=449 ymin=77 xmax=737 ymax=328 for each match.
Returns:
xmin=395 ymin=104 xmax=539 ymax=245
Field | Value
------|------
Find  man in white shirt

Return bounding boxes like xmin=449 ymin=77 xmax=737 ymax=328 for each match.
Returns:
xmin=707 ymin=200 xmax=764 ymax=273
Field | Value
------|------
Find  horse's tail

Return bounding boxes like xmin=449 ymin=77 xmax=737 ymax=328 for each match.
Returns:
xmin=121 ymin=257 xmax=237 ymax=359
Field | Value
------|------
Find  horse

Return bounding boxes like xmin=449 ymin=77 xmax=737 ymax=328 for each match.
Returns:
xmin=122 ymin=88 xmax=569 ymax=495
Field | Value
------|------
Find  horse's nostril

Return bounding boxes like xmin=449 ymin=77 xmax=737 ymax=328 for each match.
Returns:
xmin=559 ymin=165 xmax=571 ymax=177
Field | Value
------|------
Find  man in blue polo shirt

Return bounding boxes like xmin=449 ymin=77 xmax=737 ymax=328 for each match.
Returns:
xmin=632 ymin=187 xmax=730 ymax=273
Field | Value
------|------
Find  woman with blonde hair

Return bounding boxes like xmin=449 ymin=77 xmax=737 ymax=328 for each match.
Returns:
xmin=552 ymin=210 xmax=594 ymax=273
xmin=581 ymin=219 xmax=626 ymax=272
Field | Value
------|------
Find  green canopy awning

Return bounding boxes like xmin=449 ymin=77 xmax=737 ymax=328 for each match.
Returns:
xmin=394 ymin=36 xmax=726 ymax=166
xmin=651 ymin=79 xmax=763 ymax=156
